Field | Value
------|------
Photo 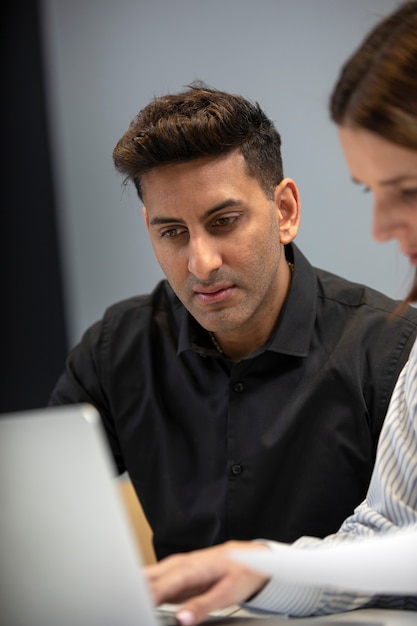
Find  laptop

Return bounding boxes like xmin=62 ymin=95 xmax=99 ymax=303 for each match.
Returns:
xmin=0 ymin=404 xmax=383 ymax=626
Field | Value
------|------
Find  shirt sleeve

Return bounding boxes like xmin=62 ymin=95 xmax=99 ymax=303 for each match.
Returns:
xmin=48 ymin=320 xmax=127 ymax=474
xmin=244 ymin=339 xmax=417 ymax=616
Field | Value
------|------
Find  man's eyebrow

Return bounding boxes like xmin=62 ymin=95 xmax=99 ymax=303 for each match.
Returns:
xmin=149 ymin=215 xmax=185 ymax=226
xmin=149 ymin=198 xmax=242 ymax=226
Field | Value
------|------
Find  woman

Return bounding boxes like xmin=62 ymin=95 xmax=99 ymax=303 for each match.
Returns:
xmin=146 ymin=2 xmax=417 ymax=623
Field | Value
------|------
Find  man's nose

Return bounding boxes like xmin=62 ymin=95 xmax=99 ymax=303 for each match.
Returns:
xmin=187 ymin=235 xmax=222 ymax=279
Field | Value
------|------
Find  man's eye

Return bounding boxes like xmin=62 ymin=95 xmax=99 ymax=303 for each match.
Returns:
xmin=160 ymin=227 xmax=187 ymax=239
xmin=213 ymin=216 xmax=239 ymax=227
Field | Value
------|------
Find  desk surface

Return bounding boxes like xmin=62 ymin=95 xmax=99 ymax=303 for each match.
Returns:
xmin=231 ymin=608 xmax=417 ymax=625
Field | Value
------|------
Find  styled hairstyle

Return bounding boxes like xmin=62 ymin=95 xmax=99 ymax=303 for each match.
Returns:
xmin=113 ymin=82 xmax=284 ymax=201
xmin=330 ymin=0 xmax=417 ymax=303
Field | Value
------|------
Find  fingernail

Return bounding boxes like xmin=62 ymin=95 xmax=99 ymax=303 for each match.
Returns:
xmin=176 ymin=609 xmax=195 ymax=626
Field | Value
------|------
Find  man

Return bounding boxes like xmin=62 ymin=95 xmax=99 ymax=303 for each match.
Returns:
xmin=49 ymin=83 xmax=417 ymax=560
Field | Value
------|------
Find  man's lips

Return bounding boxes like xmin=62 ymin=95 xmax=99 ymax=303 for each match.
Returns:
xmin=193 ymin=285 xmax=235 ymax=304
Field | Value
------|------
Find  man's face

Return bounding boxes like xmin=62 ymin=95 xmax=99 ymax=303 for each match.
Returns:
xmin=142 ymin=150 xmax=298 ymax=337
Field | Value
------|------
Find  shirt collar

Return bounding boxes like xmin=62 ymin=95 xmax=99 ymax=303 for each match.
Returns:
xmin=173 ymin=242 xmax=316 ymax=358
xmin=265 ymin=243 xmax=316 ymax=357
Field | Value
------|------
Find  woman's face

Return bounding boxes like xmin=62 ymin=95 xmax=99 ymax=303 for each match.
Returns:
xmin=339 ymin=126 xmax=417 ymax=266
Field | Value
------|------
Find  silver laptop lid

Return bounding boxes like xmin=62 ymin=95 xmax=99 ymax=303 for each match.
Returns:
xmin=0 ymin=403 xmax=159 ymax=626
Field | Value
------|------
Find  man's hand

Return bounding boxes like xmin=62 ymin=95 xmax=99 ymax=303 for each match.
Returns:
xmin=145 ymin=540 xmax=270 ymax=625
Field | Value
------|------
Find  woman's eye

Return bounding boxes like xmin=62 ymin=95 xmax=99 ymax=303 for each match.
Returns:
xmin=402 ymin=187 xmax=417 ymax=198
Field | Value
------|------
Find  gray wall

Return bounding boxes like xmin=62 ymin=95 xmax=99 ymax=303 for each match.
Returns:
xmin=40 ymin=0 xmax=410 ymax=347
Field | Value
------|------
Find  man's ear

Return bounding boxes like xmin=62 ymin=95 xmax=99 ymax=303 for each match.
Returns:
xmin=142 ymin=206 xmax=150 ymax=230
xmin=275 ymin=178 xmax=300 ymax=244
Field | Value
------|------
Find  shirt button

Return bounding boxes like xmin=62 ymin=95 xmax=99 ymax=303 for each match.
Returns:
xmin=233 ymin=382 xmax=244 ymax=393
xmin=231 ymin=464 xmax=242 ymax=476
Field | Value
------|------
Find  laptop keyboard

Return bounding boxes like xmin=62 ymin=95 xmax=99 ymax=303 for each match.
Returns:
xmin=156 ymin=613 xmax=180 ymax=626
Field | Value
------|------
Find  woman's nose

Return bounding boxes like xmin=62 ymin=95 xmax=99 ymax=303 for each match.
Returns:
xmin=372 ymin=202 xmax=397 ymax=243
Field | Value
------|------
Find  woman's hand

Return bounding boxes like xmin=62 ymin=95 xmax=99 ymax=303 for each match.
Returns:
xmin=145 ymin=540 xmax=270 ymax=625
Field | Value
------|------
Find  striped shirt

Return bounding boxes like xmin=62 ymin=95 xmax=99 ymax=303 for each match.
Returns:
xmin=246 ymin=338 xmax=417 ymax=616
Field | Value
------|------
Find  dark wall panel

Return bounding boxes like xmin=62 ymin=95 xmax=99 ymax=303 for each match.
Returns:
xmin=1 ymin=1 xmax=68 ymax=412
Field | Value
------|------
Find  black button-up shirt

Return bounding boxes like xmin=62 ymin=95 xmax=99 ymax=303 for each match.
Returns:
xmin=49 ymin=244 xmax=417 ymax=559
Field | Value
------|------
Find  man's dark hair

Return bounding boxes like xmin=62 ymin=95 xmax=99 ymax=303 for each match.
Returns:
xmin=113 ymin=81 xmax=284 ymax=200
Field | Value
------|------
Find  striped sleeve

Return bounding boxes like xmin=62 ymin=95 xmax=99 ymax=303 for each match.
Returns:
xmin=243 ymin=339 xmax=417 ymax=616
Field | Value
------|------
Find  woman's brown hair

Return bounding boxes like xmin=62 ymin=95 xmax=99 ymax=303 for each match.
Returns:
xmin=330 ymin=1 xmax=417 ymax=305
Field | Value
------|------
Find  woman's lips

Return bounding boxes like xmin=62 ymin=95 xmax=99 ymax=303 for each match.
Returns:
xmin=406 ymin=252 xmax=417 ymax=266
